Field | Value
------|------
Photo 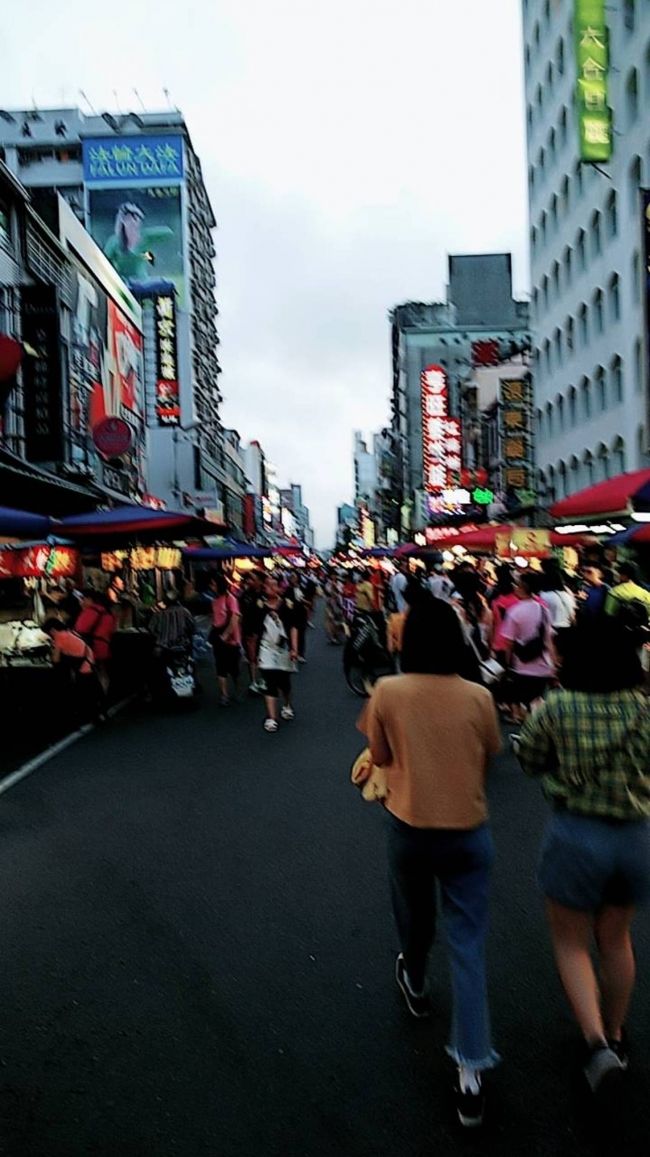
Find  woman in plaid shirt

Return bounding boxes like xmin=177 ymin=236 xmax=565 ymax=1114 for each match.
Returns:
xmin=517 ymin=618 xmax=650 ymax=1096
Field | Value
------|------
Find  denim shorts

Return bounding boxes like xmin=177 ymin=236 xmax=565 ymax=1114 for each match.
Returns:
xmin=538 ymin=809 xmax=650 ymax=911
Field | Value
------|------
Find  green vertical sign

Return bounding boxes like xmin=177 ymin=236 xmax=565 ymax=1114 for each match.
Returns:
xmin=575 ymin=0 xmax=612 ymax=163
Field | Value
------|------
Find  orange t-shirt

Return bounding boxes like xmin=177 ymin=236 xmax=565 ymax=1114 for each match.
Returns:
xmin=358 ymin=673 xmax=501 ymax=829
xmin=54 ymin=630 xmax=95 ymax=675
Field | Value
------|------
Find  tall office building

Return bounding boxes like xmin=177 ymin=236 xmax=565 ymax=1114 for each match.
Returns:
xmin=390 ymin=253 xmax=529 ymax=530
xmin=523 ymin=0 xmax=650 ymax=507
xmin=0 ymin=106 xmax=222 ymax=509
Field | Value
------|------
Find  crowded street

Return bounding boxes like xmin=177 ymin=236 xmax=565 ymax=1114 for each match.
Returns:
xmin=0 ymin=609 xmax=648 ymax=1157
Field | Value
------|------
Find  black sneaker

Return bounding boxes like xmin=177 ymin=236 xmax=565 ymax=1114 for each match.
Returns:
xmin=607 ymin=1027 xmax=629 ymax=1070
xmin=395 ymin=954 xmax=431 ymax=1018
xmin=454 ymin=1076 xmax=485 ymax=1129
xmin=583 ymin=1043 xmax=625 ymax=1093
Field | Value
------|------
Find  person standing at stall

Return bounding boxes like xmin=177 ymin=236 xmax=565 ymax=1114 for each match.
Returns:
xmin=75 ymin=589 xmax=116 ymax=696
xmin=42 ymin=617 xmax=103 ymax=724
xmin=209 ymin=574 xmax=242 ymax=706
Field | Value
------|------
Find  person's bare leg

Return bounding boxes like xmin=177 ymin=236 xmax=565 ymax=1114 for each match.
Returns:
xmin=595 ymin=905 xmax=636 ymax=1042
xmin=264 ymin=694 xmax=278 ymax=722
xmin=546 ymin=900 xmax=606 ymax=1044
xmin=218 ymin=675 xmax=228 ymax=700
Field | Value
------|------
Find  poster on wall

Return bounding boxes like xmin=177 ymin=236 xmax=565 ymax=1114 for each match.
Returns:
xmin=21 ymin=285 xmax=64 ymax=462
xmin=83 ymin=136 xmax=184 ymax=184
xmin=87 ymin=186 xmax=184 ymax=304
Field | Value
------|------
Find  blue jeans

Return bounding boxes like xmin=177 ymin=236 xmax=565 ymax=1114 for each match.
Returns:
xmin=386 ymin=813 xmax=500 ymax=1070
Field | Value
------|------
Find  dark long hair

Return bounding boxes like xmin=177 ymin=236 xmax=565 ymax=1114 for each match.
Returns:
xmin=401 ymin=594 xmax=469 ymax=675
xmin=557 ymin=618 xmax=643 ymax=693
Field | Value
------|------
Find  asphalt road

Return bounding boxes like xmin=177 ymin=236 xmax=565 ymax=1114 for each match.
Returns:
xmin=0 ymin=617 xmax=649 ymax=1156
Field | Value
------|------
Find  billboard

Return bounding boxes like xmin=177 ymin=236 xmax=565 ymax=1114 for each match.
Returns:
xmin=420 ymin=365 xmax=462 ymax=494
xmin=574 ymin=1 xmax=612 ymax=163
xmin=153 ymin=292 xmax=181 ymax=426
xmin=21 ymin=285 xmax=64 ymax=463
xmin=82 ymin=136 xmax=184 ymax=184
xmin=498 ymin=378 xmax=534 ymax=499
xmin=87 ymin=185 xmax=184 ymax=303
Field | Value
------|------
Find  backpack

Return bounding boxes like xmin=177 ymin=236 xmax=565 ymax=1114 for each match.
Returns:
xmin=512 ymin=605 xmax=547 ymax=663
xmin=612 ymin=596 xmax=650 ymax=643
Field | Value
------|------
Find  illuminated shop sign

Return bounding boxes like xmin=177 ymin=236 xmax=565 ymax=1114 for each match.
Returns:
xmin=83 ymin=136 xmax=184 ymax=184
xmin=420 ymin=364 xmax=462 ymax=494
xmin=499 ymin=378 xmax=533 ymax=498
xmin=154 ymin=293 xmax=180 ymax=426
xmin=574 ymin=0 xmax=612 ymax=163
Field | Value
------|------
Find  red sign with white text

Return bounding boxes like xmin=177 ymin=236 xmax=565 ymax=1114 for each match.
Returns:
xmin=420 ymin=365 xmax=463 ymax=493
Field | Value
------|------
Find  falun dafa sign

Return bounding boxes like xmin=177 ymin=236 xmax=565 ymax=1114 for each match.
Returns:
xmin=574 ymin=0 xmax=612 ymax=163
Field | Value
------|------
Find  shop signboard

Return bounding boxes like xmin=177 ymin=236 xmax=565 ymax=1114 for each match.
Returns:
xmin=83 ymin=136 xmax=184 ymax=184
xmin=0 ymin=545 xmax=79 ymax=578
xmin=499 ymin=378 xmax=533 ymax=498
xmin=92 ymin=416 xmax=133 ymax=458
xmin=574 ymin=0 xmax=612 ymax=164
xmin=421 ymin=365 xmax=462 ymax=494
xmin=87 ymin=184 xmax=185 ymax=304
xmin=21 ymin=285 xmax=64 ymax=462
xmin=496 ymin=529 xmax=551 ymax=560
xmin=153 ymin=292 xmax=180 ymax=426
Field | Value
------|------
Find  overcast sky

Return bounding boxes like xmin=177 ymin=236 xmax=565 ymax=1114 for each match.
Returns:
xmin=2 ymin=0 xmax=530 ymax=546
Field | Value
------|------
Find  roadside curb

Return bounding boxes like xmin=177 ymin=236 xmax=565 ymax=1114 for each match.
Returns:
xmin=0 ymin=695 xmax=137 ymax=798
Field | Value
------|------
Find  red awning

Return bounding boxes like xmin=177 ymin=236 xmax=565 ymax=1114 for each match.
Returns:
xmin=550 ymin=469 xmax=650 ymax=521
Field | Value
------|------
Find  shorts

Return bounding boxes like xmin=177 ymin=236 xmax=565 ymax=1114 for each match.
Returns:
xmin=538 ymin=810 xmax=650 ymax=911
xmin=212 ymin=639 xmax=240 ymax=679
xmin=512 ymin=674 xmax=548 ymax=706
xmin=260 ymin=668 xmax=291 ymax=698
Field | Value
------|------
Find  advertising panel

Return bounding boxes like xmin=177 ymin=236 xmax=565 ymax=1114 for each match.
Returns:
xmin=498 ymin=378 xmax=534 ymax=499
xmin=87 ymin=185 xmax=184 ymax=303
xmin=153 ymin=292 xmax=180 ymax=426
xmin=83 ymin=136 xmax=184 ymax=184
xmin=21 ymin=285 xmax=64 ymax=462
xmin=574 ymin=0 xmax=612 ymax=163
xmin=420 ymin=364 xmax=462 ymax=495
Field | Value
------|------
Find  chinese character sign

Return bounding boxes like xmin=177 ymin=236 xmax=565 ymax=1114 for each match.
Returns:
xmin=420 ymin=364 xmax=463 ymax=493
xmin=21 ymin=285 xmax=64 ymax=463
xmin=83 ymin=136 xmax=184 ymax=184
xmin=154 ymin=293 xmax=180 ymax=426
xmin=499 ymin=378 xmax=533 ymax=497
xmin=87 ymin=185 xmax=184 ymax=305
xmin=574 ymin=0 xmax=612 ymax=163
xmin=642 ymin=191 xmax=650 ymax=442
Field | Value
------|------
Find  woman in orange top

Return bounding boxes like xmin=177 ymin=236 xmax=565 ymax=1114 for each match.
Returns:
xmin=358 ymin=596 xmax=501 ymax=1128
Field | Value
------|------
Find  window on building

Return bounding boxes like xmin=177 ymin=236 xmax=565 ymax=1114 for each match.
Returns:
xmin=546 ymin=401 xmax=553 ymax=437
xmin=593 ymin=289 xmax=604 ymax=333
xmin=569 ymin=385 xmax=577 ymax=425
xmin=557 ymin=40 xmax=566 ymax=77
xmin=544 ymin=0 xmax=550 ymax=25
xmin=645 ymin=43 xmax=650 ymax=98
xmin=605 ymin=191 xmax=618 ymax=239
xmin=550 ymin=194 xmax=559 ymax=232
xmin=574 ymin=160 xmax=583 ymax=196
xmin=591 ymin=210 xmax=602 ymax=257
xmin=531 ymin=224 xmax=538 ymax=252
xmin=581 ymin=377 xmax=592 ymax=419
xmin=626 ymin=68 xmax=639 ymax=125
xmin=541 ymin=210 xmax=548 ymax=245
xmin=578 ymin=302 xmax=588 ymax=344
xmin=566 ymin=315 xmax=575 ymax=353
xmin=532 ymin=286 xmax=539 ymax=316
xmin=549 ymin=127 xmax=557 ymax=161
xmin=569 ymin=454 xmax=580 ymax=489
xmin=554 ymin=327 xmax=563 ymax=366
xmin=608 ymin=274 xmax=621 ymax=322
xmin=610 ymin=354 xmax=624 ymax=403
xmin=525 ymin=45 xmax=531 ymax=69
xmin=528 ymin=164 xmax=535 ymax=191
xmin=535 ymin=407 xmax=543 ymax=437
xmin=632 ymin=249 xmax=641 ymax=303
xmin=623 ymin=0 xmax=636 ymax=31
xmin=595 ymin=365 xmax=607 ymax=412
xmin=635 ymin=337 xmax=643 ymax=393
xmin=542 ymin=273 xmax=549 ymax=308
xmin=612 ymin=437 xmax=626 ymax=474
xmin=0 ymin=200 xmax=9 ymax=250
xmin=543 ymin=338 xmax=552 ymax=373
xmin=557 ymin=460 xmax=567 ymax=499
xmin=536 ymin=83 xmax=543 ymax=113
xmin=577 ymin=228 xmax=587 ymax=270
xmin=557 ymin=394 xmax=565 ymax=431
xmin=628 ymin=155 xmax=642 ymax=213
xmin=583 ymin=450 xmax=594 ymax=484
xmin=534 ymin=22 xmax=540 ymax=48
xmin=597 ymin=443 xmax=610 ymax=481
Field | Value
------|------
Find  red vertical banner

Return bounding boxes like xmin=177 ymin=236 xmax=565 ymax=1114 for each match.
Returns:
xmin=420 ymin=365 xmax=463 ymax=500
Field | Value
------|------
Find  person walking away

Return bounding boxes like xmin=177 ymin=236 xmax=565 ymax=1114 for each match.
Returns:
xmin=209 ymin=574 xmax=242 ymax=706
xmin=577 ymin=563 xmax=610 ymax=619
xmin=239 ymin=571 xmax=266 ymax=692
xmin=287 ymin=573 xmax=308 ymax=662
xmin=488 ymin=565 xmax=519 ymax=714
xmin=605 ymin=561 xmax=650 ymax=638
xmin=501 ymin=571 xmax=555 ymax=723
xmin=75 ymin=588 xmax=116 ymax=696
xmin=355 ymin=569 xmax=375 ymax=614
xmin=515 ymin=618 xmax=650 ymax=1098
xmin=427 ymin=555 xmax=455 ymax=602
xmin=324 ymin=578 xmax=345 ymax=645
xmin=257 ymin=575 xmax=299 ymax=732
xmin=357 ymin=596 xmax=501 ymax=1127
xmin=390 ymin=561 xmax=409 ymax=615
xmin=386 ymin=606 xmax=407 ymax=673
xmin=42 ymin=617 xmax=102 ymax=724
xmin=539 ymin=559 xmax=576 ymax=648
xmin=303 ymin=574 xmax=318 ymax=627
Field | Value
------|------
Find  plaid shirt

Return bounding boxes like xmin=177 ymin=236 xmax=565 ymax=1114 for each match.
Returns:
xmin=517 ymin=689 xmax=650 ymax=820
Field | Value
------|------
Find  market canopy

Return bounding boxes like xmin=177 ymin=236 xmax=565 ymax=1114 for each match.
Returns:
xmin=0 ymin=505 xmax=54 ymax=540
xmin=183 ymin=543 xmax=272 ymax=561
xmin=59 ymin=505 xmax=226 ymax=542
xmin=550 ymin=469 xmax=650 ymax=521
xmin=606 ymin=524 xmax=650 ymax=546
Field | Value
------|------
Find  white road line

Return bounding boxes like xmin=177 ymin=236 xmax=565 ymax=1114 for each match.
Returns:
xmin=0 ymin=696 xmax=135 ymax=797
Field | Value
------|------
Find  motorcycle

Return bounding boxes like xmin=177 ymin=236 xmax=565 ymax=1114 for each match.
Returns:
xmin=343 ymin=613 xmax=393 ymax=697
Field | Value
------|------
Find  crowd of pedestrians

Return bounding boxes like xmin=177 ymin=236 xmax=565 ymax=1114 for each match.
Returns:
xmin=352 ymin=549 xmax=650 ymax=1128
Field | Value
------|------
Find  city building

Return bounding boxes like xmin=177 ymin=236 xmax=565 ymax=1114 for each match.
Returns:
xmin=222 ymin=429 xmax=248 ymax=536
xmin=523 ymin=0 xmax=650 ymax=508
xmin=353 ymin=431 xmax=377 ymax=504
xmin=460 ymin=350 xmax=535 ymax=514
xmin=390 ymin=253 xmax=530 ymax=531
xmin=0 ymin=161 xmax=147 ymax=511
xmin=0 ymin=106 xmax=222 ymax=512
xmin=279 ymin=483 xmax=314 ymax=549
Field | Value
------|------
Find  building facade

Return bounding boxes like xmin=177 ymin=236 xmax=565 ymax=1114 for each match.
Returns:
xmin=523 ymin=0 xmax=650 ymax=507
xmin=390 ymin=253 xmax=530 ymax=531
xmin=0 ymin=106 xmax=222 ymax=512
